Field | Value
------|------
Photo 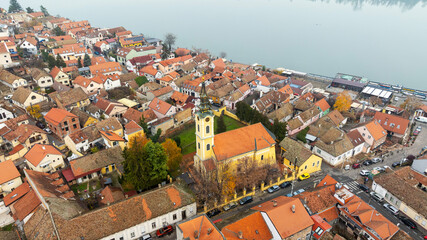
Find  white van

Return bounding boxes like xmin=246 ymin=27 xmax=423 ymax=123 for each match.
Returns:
xmin=415 ymin=116 xmax=427 ymax=123
xmin=370 ymin=192 xmax=384 ymax=202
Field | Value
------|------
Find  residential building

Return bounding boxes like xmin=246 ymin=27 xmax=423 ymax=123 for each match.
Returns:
xmin=95 ymin=117 xmax=124 ymax=137
xmin=70 ymin=108 xmax=98 ymax=128
xmin=325 ymin=110 xmax=347 ymax=128
xmin=373 ymin=111 xmax=410 ymax=144
xmin=0 ymin=160 xmax=22 ymax=198
xmin=94 ymin=40 xmax=110 ymax=53
xmin=64 ymin=125 xmax=102 ymax=156
xmin=372 ymin=166 xmax=427 ymax=231
xmin=353 ymin=120 xmax=387 ymax=150
xmin=100 ymin=130 xmax=126 ymax=149
xmin=150 ymin=117 xmax=174 ymax=136
xmin=45 ymin=108 xmax=81 ymax=139
xmin=11 ymin=87 xmax=47 ymax=109
xmin=221 ymin=212 xmax=272 ymax=240
xmin=73 ymin=75 xmax=104 ymax=94
xmin=24 ymin=144 xmax=65 ymax=173
xmin=49 ymin=87 xmax=90 ymax=110
xmin=177 ymin=214 xmax=225 ymax=240
xmin=89 ymin=61 xmax=122 ymax=76
xmin=19 ymin=36 xmax=38 ymax=55
xmin=287 ymin=106 xmax=321 ymax=135
xmin=101 ymin=74 xmax=121 ymax=90
xmin=29 ymin=68 xmax=53 ymax=90
xmin=0 ymin=107 xmax=15 ymax=123
xmin=252 ymin=196 xmax=314 ymax=240
xmin=124 ymin=121 xmax=144 ymax=142
xmin=117 ymin=46 xmax=156 ymax=65
xmin=252 ymin=91 xmax=290 ymax=114
xmin=279 ymin=137 xmax=322 ymax=177
xmin=94 ymin=97 xmax=127 ymax=118
xmin=224 ymin=84 xmax=251 ymax=110
xmin=297 ymin=184 xmax=339 ymax=224
xmin=139 ymin=65 xmax=163 ymax=80
xmin=267 ymin=102 xmax=294 ymax=122
xmin=0 ymin=70 xmax=27 ymax=89
xmin=0 ymin=42 xmax=12 ymax=67
xmin=148 ymin=97 xmax=177 ymax=119
xmin=314 ymin=98 xmax=330 ymax=117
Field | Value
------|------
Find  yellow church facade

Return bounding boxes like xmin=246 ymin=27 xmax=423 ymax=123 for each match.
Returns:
xmin=194 ymin=83 xmax=277 ymax=174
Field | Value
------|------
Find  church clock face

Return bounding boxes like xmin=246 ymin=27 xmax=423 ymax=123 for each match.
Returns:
xmin=205 ymin=117 xmax=210 ymax=122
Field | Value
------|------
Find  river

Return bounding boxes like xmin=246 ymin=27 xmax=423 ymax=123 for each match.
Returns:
xmin=24 ymin=0 xmax=427 ymax=90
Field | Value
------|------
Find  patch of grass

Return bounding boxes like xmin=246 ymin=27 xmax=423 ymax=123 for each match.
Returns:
xmin=1 ymin=223 xmax=13 ymax=231
xmin=71 ymin=182 xmax=88 ymax=193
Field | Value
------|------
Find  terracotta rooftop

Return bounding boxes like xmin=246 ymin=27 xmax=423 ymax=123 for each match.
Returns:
xmin=363 ymin=120 xmax=387 ymax=141
xmin=297 ymin=185 xmax=337 ymax=214
xmin=100 ymin=186 xmax=125 ymax=205
xmin=70 ymin=147 xmax=124 ymax=178
xmin=24 ymin=169 xmax=75 ymax=200
xmin=0 ymin=160 xmax=20 ymax=184
xmin=12 ymin=190 xmax=41 ymax=221
xmin=124 ymin=120 xmax=143 ymax=135
xmin=316 ymin=174 xmax=338 ymax=188
xmin=45 ymin=108 xmax=77 ymax=126
xmin=24 ymin=144 xmax=62 ymax=167
xmin=100 ymin=130 xmax=124 ymax=142
xmin=314 ymin=98 xmax=330 ymax=112
xmin=222 ymin=212 xmax=272 ymax=240
xmin=3 ymin=182 xmax=31 ymax=206
xmin=149 ymin=97 xmax=173 ymax=115
xmin=374 ymin=111 xmax=409 ymax=135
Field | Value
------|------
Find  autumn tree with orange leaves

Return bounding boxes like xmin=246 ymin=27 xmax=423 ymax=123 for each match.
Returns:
xmin=161 ymin=138 xmax=182 ymax=176
xmin=334 ymin=91 xmax=352 ymax=112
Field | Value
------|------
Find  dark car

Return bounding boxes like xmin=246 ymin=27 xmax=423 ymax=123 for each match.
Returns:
xmin=352 ymin=163 xmax=361 ymax=169
xmin=280 ymin=181 xmax=291 ymax=188
xmin=363 ymin=160 xmax=373 ymax=166
xmin=392 ymin=161 xmax=401 ymax=168
xmin=156 ymin=225 xmax=173 ymax=237
xmin=359 ymin=184 xmax=370 ymax=193
xmin=398 ymin=216 xmax=417 ymax=229
xmin=36 ymin=121 xmax=45 ymax=129
xmin=239 ymin=196 xmax=253 ymax=205
xmin=206 ymin=208 xmax=221 ymax=218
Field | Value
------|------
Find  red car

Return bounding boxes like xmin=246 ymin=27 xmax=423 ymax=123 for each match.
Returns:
xmin=352 ymin=163 xmax=361 ymax=169
xmin=156 ymin=225 xmax=173 ymax=237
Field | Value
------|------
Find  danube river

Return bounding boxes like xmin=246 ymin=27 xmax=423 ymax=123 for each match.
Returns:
xmin=27 ymin=0 xmax=427 ymax=89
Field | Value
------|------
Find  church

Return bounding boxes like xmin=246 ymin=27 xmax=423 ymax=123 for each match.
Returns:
xmin=194 ymin=83 xmax=277 ymax=174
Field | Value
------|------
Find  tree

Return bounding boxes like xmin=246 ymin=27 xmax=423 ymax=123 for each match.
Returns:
xmin=135 ymin=76 xmax=148 ymax=86
xmin=40 ymin=5 xmax=49 ymax=16
xmin=83 ymin=53 xmax=91 ymax=67
xmin=400 ymin=96 xmax=422 ymax=113
xmin=296 ymin=127 xmax=310 ymax=143
xmin=41 ymin=50 xmax=49 ymax=62
xmin=27 ymin=105 xmax=42 ymax=120
xmin=334 ymin=91 xmax=352 ymax=112
xmin=123 ymin=138 xmax=151 ymax=191
xmin=52 ymin=26 xmax=65 ymax=36
xmin=55 ymin=54 xmax=66 ymax=68
xmin=77 ymin=56 xmax=82 ymax=68
xmin=8 ymin=0 xmax=23 ymax=13
xmin=151 ymin=129 xmax=162 ymax=143
xmin=216 ymin=114 xmax=226 ymax=134
xmin=47 ymin=55 xmax=56 ymax=69
xmin=164 ymin=33 xmax=176 ymax=50
xmin=235 ymin=157 xmax=268 ymax=191
xmin=26 ymin=7 xmax=34 ymax=13
xmin=220 ymin=52 xmax=227 ymax=59
xmin=272 ymin=119 xmax=287 ymax=142
xmin=161 ymin=138 xmax=182 ymax=175
xmin=144 ymin=141 xmax=168 ymax=185
xmin=161 ymin=43 xmax=170 ymax=60
xmin=139 ymin=116 xmax=149 ymax=136
xmin=220 ymin=164 xmax=235 ymax=199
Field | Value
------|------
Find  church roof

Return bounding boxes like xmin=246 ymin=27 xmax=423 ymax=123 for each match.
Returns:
xmin=213 ymin=123 xmax=276 ymax=161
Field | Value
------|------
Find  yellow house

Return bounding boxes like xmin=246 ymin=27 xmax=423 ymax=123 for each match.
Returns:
xmin=279 ymin=137 xmax=322 ymax=177
xmin=194 ymin=83 xmax=276 ymax=175
xmin=100 ymin=130 xmax=126 ymax=150
xmin=71 ymin=108 xmax=98 ymax=128
xmin=0 ymin=160 xmax=23 ymax=197
xmin=124 ymin=120 xmax=145 ymax=146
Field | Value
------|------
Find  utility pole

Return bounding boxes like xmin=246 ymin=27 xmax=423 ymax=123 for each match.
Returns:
xmin=290 ymin=157 xmax=298 ymax=196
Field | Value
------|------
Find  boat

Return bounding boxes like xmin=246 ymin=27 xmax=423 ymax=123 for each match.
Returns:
xmin=392 ymin=84 xmax=402 ymax=90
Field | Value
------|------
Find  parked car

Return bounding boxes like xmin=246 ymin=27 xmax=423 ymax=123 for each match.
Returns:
xmin=372 ymin=157 xmax=382 ymax=163
xmin=370 ymin=192 xmax=384 ymax=202
xmin=344 ymin=165 xmax=350 ymax=170
xmin=298 ymin=173 xmax=310 ymax=181
xmin=156 ymin=225 xmax=173 ymax=237
xmin=383 ymin=203 xmax=399 ymax=215
xmin=3 ymin=94 xmax=12 ymax=100
xmin=36 ymin=121 xmax=45 ymax=129
xmin=279 ymin=181 xmax=291 ymax=188
xmin=416 ymin=126 xmax=422 ymax=131
xmin=392 ymin=161 xmax=401 ymax=168
xmin=141 ymin=233 xmax=152 ymax=240
xmin=267 ymin=185 xmax=280 ymax=193
xmin=359 ymin=184 xmax=370 ymax=193
xmin=223 ymin=202 xmax=238 ymax=211
xmin=352 ymin=163 xmax=361 ymax=169
xmin=206 ymin=208 xmax=221 ymax=218
xmin=363 ymin=160 xmax=373 ymax=166
xmin=360 ymin=170 xmax=370 ymax=176
xmin=43 ymin=128 xmax=52 ymax=134
xmin=293 ymin=189 xmax=305 ymax=196
xmin=239 ymin=196 xmax=253 ymax=205
xmin=373 ymin=167 xmax=385 ymax=173
xmin=414 ymin=129 xmax=420 ymax=136
xmin=398 ymin=216 xmax=417 ymax=229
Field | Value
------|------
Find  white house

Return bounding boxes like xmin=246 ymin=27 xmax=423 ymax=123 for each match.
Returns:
xmin=312 ymin=128 xmax=355 ymax=166
xmin=0 ymin=42 xmax=12 ymax=67
xmin=19 ymin=37 xmax=38 ymax=55
xmin=24 ymin=144 xmax=65 ymax=173
xmin=0 ymin=70 xmax=28 ymax=89
xmin=102 ymin=74 xmax=121 ymax=90
xmin=73 ymin=76 xmax=104 ymax=95
xmin=30 ymin=68 xmax=53 ymax=90
xmin=148 ymin=97 xmax=177 ymax=119
xmin=0 ymin=160 xmax=23 ymax=198
xmin=11 ymin=87 xmax=47 ymax=109
xmin=0 ymin=107 xmax=15 ymax=123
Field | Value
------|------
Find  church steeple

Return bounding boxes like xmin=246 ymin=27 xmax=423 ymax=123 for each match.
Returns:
xmin=198 ymin=82 xmax=211 ymax=114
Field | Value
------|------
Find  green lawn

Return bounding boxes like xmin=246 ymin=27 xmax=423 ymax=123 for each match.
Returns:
xmin=174 ymin=115 xmax=245 ymax=155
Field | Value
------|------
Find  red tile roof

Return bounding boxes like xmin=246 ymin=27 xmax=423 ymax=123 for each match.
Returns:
xmin=364 ymin=120 xmax=387 ymax=141
xmin=256 ymin=75 xmax=271 ymax=86
xmin=124 ymin=120 xmax=143 ymax=135
xmin=123 ymin=108 xmax=143 ymax=123
xmin=149 ymin=97 xmax=173 ymax=115
xmin=100 ymin=130 xmax=124 ymax=142
xmin=89 ymin=62 xmax=122 ymax=75
xmin=314 ymin=98 xmax=330 ymax=112
xmin=0 ymin=160 xmax=21 ymax=184
xmin=222 ymin=212 xmax=272 ymax=240
xmin=3 ymin=182 xmax=30 ymax=206
xmin=373 ymin=111 xmax=409 ymax=135
xmin=45 ymin=108 xmax=77 ymax=126
xmin=316 ymin=174 xmax=338 ymax=188
xmin=12 ymin=190 xmax=41 ymax=221
xmin=170 ymin=91 xmax=189 ymax=105
xmin=24 ymin=144 xmax=62 ymax=167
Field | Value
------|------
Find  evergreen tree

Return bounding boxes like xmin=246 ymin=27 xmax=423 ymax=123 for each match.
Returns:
xmin=55 ymin=54 xmax=66 ymax=68
xmin=77 ymin=56 xmax=83 ymax=68
xmin=41 ymin=50 xmax=49 ymax=62
xmin=8 ymin=0 xmax=23 ymax=13
xmin=272 ymin=118 xmax=287 ymax=142
xmin=151 ymin=129 xmax=162 ymax=143
xmin=52 ymin=26 xmax=65 ymax=36
xmin=83 ymin=53 xmax=91 ymax=67
xmin=139 ymin=116 xmax=149 ymax=136
xmin=122 ymin=139 xmax=150 ymax=191
xmin=217 ymin=114 xmax=226 ymax=133
xmin=26 ymin=7 xmax=34 ymax=13
xmin=47 ymin=55 xmax=56 ymax=69
xmin=145 ymin=141 xmax=168 ymax=184
xmin=40 ymin=5 xmax=49 ymax=16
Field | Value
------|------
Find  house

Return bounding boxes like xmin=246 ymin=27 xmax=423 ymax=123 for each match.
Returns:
xmin=1 ymin=182 xmax=30 ymax=227
xmin=335 ymin=187 xmax=399 ymax=240
xmin=149 ymin=86 xmax=174 ymax=101
xmin=119 ymin=35 xmax=145 ymax=48
xmin=373 ymin=111 xmax=410 ymax=144
xmin=267 ymin=102 xmax=294 ymax=122
xmin=325 ymin=110 xmax=347 ymax=128
xmin=94 ymin=97 xmax=127 ymax=118
xmin=251 ymin=75 xmax=271 ymax=92
xmin=221 ymin=212 xmax=272 ymax=240
xmin=19 ymin=36 xmax=38 ymax=55
xmin=279 ymin=137 xmax=322 ymax=177
xmin=23 ymin=183 xmax=195 ymax=240
xmin=372 ymin=166 xmax=427 ymax=231
xmin=174 ymin=108 xmax=192 ymax=126
xmin=11 ymin=87 xmax=47 ymax=109
xmin=24 ymin=144 xmax=65 ymax=173
xmin=288 ymin=78 xmax=313 ymax=97
xmin=287 ymin=106 xmax=321 ymax=136
xmin=69 ymin=147 xmax=125 ymax=183
xmin=0 ymin=42 xmax=12 ymax=67
xmin=0 ymin=107 xmax=15 ymax=123
xmin=123 ymin=107 xmax=143 ymax=124
xmin=89 ymin=61 xmax=122 ymax=76
xmin=310 ymin=215 xmax=333 ymax=240
xmin=99 ymin=186 xmax=125 ymax=206
xmin=124 ymin=121 xmax=144 ymax=142
xmin=70 ymin=108 xmax=98 ymax=128
xmin=278 ymin=84 xmax=294 ymax=98
xmin=64 ymin=125 xmax=102 ymax=156
xmin=95 ymin=117 xmax=124 ymax=137
xmin=148 ymin=97 xmax=177 ymax=119
xmin=73 ymin=75 xmax=104 ymax=95
xmin=150 ymin=117 xmax=174 ymax=136
xmin=314 ymin=98 xmax=330 ymax=117
xmin=45 ymin=108 xmax=81 ymax=139
xmin=224 ymin=84 xmax=251 ymax=110
xmin=353 ymin=120 xmax=387 ymax=150
xmin=29 ymin=68 xmax=53 ymax=90
xmin=139 ymin=65 xmax=163 ymax=81
xmin=126 ymin=55 xmax=154 ymax=73
xmin=177 ymin=214 xmax=225 ymax=240
xmin=346 ymin=130 xmax=367 ymax=156
xmin=252 ymin=196 xmax=314 ymax=240
xmin=49 ymin=87 xmax=90 ymax=110
xmin=252 ymin=91 xmax=290 ymax=114
xmin=0 ymin=160 xmax=22 ymax=198
xmin=0 ymin=70 xmax=27 ymax=89
xmin=117 ymin=46 xmax=156 ymax=65
xmin=100 ymin=130 xmax=126 ymax=149
xmin=101 ymin=74 xmax=121 ymax=90
xmin=94 ymin=40 xmax=110 ymax=53
xmin=52 ymin=43 xmax=92 ymax=61
xmin=170 ymin=91 xmax=190 ymax=108
xmin=415 ymin=104 xmax=427 ymax=117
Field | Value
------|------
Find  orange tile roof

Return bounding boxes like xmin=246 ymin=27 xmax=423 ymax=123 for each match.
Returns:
xmin=3 ymin=182 xmax=30 ymax=206
xmin=317 ymin=206 xmax=339 ymax=223
xmin=123 ymin=108 xmax=143 ymax=123
xmin=49 ymin=66 xmax=62 ymax=78
xmin=170 ymin=91 xmax=189 ymax=104
xmin=24 ymin=144 xmax=62 ymax=167
xmin=238 ymin=84 xmax=250 ymax=94
xmin=297 ymin=185 xmax=337 ymax=214
xmin=45 ymin=108 xmax=77 ymax=126
xmin=222 ymin=212 xmax=272 ymax=240
xmin=94 ymin=40 xmax=107 ymax=48
xmin=178 ymin=215 xmax=225 ymax=240
xmin=28 ymin=12 xmax=44 ymax=18
xmin=140 ymin=65 xmax=158 ymax=76
xmin=100 ymin=186 xmax=125 ymax=205
xmin=152 ymin=86 xmax=173 ymax=97
xmin=89 ymin=62 xmax=122 ymax=75
xmin=314 ymin=98 xmax=330 ymax=112
xmin=211 ymin=58 xmax=226 ymax=68
xmin=100 ymin=130 xmax=124 ymax=142
xmin=149 ymin=97 xmax=172 ymax=115
xmin=124 ymin=120 xmax=143 ymax=135
xmin=252 ymin=196 xmax=314 ymax=239
xmin=213 ymin=123 xmax=275 ymax=161
xmin=0 ymin=160 xmax=20 ymax=184
xmin=256 ymin=75 xmax=271 ymax=86
xmin=364 ymin=120 xmax=387 ymax=141
xmin=316 ymin=174 xmax=338 ymax=188
xmin=374 ymin=111 xmax=409 ymax=135
xmin=12 ymin=190 xmax=41 ymax=221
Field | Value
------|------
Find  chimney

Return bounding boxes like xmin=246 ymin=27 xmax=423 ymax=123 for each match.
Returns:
xmin=291 ymin=204 xmax=295 ymax=213
xmin=25 ymin=126 xmax=28 ymax=132
xmin=273 ymin=200 xmax=277 ymax=207
xmin=207 ymin=228 xmax=213 ymax=235
xmin=194 ymin=230 xmax=198 ymax=239
xmin=238 ymin=231 xmax=243 ymax=239
xmin=42 ymin=145 xmax=46 ymax=150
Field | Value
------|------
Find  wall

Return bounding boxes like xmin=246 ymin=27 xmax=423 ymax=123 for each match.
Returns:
xmin=284 ymin=154 xmax=322 ymax=178
xmin=0 ymin=177 xmax=23 ymax=194
xmin=27 ymin=154 xmax=65 ymax=173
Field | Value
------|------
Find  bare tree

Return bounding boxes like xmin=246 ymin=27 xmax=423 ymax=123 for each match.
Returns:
xmin=164 ymin=33 xmax=177 ymax=50
xmin=219 ymin=52 xmax=227 ymax=59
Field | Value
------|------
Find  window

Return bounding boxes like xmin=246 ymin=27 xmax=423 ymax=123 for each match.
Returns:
xmin=152 ymin=222 xmax=156 ymax=228
xmin=314 ymin=226 xmax=324 ymax=235
xmin=312 ymin=162 xmax=315 ymax=167
xmin=73 ymin=124 xmax=77 ymax=129
xmin=261 ymin=155 xmax=264 ymax=160
xmin=8 ymin=180 xmax=14 ymax=185
xmin=173 ymin=214 xmax=177 ymax=220
xmin=305 ymin=165 xmax=307 ymax=169
xmin=197 ymin=124 xmax=200 ymax=132
xmin=31 ymin=95 xmax=36 ymax=100
xmin=119 ymin=237 xmax=124 ymax=240
xmin=64 ymin=127 xmax=69 ymax=131
xmin=130 ymin=232 xmax=135 ymax=238
xmin=198 ymin=143 xmax=200 ymax=149
xmin=317 ymin=149 xmax=321 ymax=154
xmin=206 ymin=125 xmax=210 ymax=134
xmin=72 ymin=118 xmax=76 ymax=122
xmin=207 ymin=144 xmax=210 ymax=151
